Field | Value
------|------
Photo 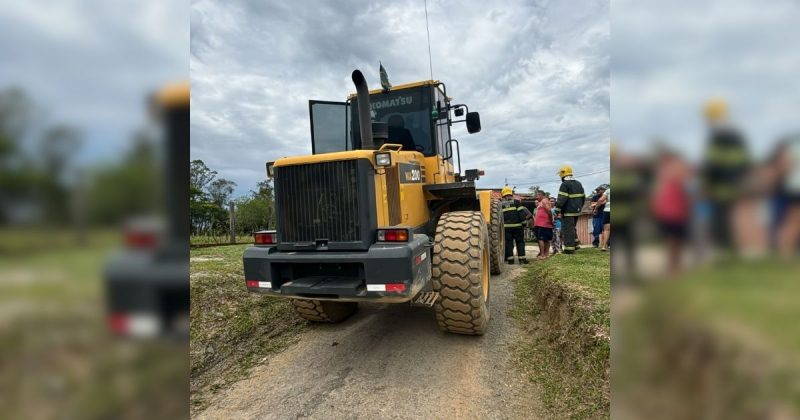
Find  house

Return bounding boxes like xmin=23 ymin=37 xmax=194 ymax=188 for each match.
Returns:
xmin=575 ymin=200 xmax=596 ymax=245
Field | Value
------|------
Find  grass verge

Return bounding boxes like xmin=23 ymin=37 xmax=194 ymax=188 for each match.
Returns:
xmin=0 ymin=230 xmax=187 ymax=419
xmin=189 ymin=244 xmax=306 ymax=414
xmin=511 ymin=248 xmax=610 ymax=419
xmin=615 ymin=261 xmax=800 ymax=419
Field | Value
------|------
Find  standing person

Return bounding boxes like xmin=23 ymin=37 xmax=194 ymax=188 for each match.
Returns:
xmin=550 ymin=197 xmax=562 ymax=254
xmin=590 ymin=188 xmax=605 ymax=247
xmin=555 ymin=165 xmax=586 ymax=254
xmin=651 ymin=149 xmax=692 ymax=275
xmin=774 ymin=135 xmax=800 ymax=259
xmin=501 ymin=186 xmax=532 ymax=264
xmin=594 ymin=184 xmax=611 ymax=251
xmin=533 ymin=190 xmax=554 ymax=259
xmin=700 ymin=99 xmax=750 ymax=254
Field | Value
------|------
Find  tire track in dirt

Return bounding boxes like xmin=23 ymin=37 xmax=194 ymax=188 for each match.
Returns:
xmin=195 ymin=265 xmax=542 ymax=419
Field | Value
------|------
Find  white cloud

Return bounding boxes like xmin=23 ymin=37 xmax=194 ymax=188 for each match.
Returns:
xmin=612 ymin=0 xmax=800 ymax=160
xmin=191 ymin=0 xmax=610 ymax=197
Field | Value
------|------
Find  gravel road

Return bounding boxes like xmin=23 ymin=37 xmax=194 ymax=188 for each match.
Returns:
xmin=196 ymin=265 xmax=543 ymax=419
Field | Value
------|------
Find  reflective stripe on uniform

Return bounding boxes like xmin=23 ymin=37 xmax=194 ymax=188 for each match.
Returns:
xmin=564 ymin=246 xmax=576 ymax=250
xmin=505 ymin=223 xmax=522 ymax=228
xmin=564 ymin=212 xmax=581 ymax=217
xmin=502 ymin=206 xmax=519 ymax=212
xmin=558 ymin=191 xmax=569 ymax=196
xmin=568 ymin=193 xmax=585 ymax=198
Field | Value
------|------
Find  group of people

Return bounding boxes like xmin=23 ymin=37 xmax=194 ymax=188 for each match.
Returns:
xmin=645 ymin=99 xmax=800 ymax=275
xmin=501 ymin=165 xmax=608 ymax=263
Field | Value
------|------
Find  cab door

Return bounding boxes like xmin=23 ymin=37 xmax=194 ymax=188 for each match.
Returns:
xmin=309 ymin=100 xmax=350 ymax=154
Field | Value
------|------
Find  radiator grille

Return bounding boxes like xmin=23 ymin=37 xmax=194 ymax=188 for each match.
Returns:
xmin=275 ymin=160 xmax=369 ymax=244
xmin=385 ymin=166 xmax=402 ymax=225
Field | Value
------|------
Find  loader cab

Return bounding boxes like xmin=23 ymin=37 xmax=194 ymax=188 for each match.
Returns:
xmin=309 ymin=82 xmax=477 ymax=159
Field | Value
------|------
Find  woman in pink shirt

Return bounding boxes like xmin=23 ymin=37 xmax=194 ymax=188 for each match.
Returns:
xmin=651 ymin=149 xmax=692 ymax=275
xmin=534 ymin=190 xmax=554 ymax=259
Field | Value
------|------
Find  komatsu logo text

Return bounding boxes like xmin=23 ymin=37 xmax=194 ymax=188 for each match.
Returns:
xmin=370 ymin=96 xmax=413 ymax=110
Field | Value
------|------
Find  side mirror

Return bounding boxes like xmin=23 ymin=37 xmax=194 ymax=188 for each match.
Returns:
xmin=466 ymin=112 xmax=481 ymax=134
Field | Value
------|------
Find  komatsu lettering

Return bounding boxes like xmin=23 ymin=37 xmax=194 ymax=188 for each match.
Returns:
xmin=370 ymin=96 xmax=413 ymax=110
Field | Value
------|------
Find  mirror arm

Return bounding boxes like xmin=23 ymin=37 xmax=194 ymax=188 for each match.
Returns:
xmin=447 ymin=103 xmax=469 ymax=114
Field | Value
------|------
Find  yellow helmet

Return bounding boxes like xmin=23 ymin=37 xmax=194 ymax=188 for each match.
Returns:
xmin=501 ymin=186 xmax=513 ymax=197
xmin=557 ymin=165 xmax=573 ymax=178
xmin=704 ymin=98 xmax=728 ymax=122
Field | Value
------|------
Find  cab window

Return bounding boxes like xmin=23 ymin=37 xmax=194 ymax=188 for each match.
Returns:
xmin=351 ymin=87 xmax=434 ymax=155
xmin=309 ymin=100 xmax=350 ymax=154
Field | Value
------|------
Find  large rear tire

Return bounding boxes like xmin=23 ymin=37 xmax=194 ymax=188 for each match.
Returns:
xmin=489 ymin=199 xmax=505 ymax=275
xmin=431 ymin=211 xmax=491 ymax=335
xmin=291 ymin=299 xmax=357 ymax=323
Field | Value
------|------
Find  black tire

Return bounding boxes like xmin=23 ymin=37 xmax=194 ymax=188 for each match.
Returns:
xmin=488 ymin=199 xmax=505 ymax=275
xmin=431 ymin=211 xmax=491 ymax=335
xmin=291 ymin=299 xmax=357 ymax=323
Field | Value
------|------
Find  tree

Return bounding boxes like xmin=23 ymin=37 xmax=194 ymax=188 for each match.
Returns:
xmin=528 ymin=185 xmax=550 ymax=198
xmin=190 ymin=160 xmax=216 ymax=195
xmin=208 ymin=178 xmax=236 ymax=206
xmin=87 ymin=131 xmax=160 ymax=224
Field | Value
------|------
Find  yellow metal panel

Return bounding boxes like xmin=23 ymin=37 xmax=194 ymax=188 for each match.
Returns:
xmin=274 ymin=150 xmax=377 ymax=167
xmin=478 ymin=190 xmax=493 ymax=223
xmin=347 ymin=80 xmax=440 ymax=99
xmin=375 ymin=167 xmax=389 ymax=227
xmin=392 ymin=151 xmax=429 ymax=228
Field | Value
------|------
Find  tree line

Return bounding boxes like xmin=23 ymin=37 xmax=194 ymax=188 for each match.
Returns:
xmin=190 ymin=159 xmax=275 ymax=239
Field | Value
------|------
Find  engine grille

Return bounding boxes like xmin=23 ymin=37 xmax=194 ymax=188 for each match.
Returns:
xmin=385 ymin=166 xmax=402 ymax=225
xmin=274 ymin=159 xmax=375 ymax=249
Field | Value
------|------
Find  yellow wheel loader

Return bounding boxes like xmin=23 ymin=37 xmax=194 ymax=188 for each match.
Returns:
xmin=243 ymin=69 xmax=504 ymax=335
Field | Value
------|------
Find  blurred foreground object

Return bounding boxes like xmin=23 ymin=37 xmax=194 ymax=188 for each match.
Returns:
xmin=104 ymin=82 xmax=189 ymax=339
xmin=613 ymin=261 xmax=800 ymax=419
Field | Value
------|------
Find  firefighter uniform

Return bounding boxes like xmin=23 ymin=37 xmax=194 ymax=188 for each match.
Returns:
xmin=555 ymin=166 xmax=585 ymax=254
xmin=701 ymin=99 xmax=750 ymax=249
xmin=501 ymin=186 xmax=531 ymax=264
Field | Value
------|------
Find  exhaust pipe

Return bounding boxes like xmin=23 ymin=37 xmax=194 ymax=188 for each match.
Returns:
xmin=352 ymin=69 xmax=375 ymax=150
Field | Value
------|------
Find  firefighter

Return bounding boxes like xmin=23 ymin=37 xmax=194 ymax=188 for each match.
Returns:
xmin=700 ymin=99 xmax=750 ymax=251
xmin=501 ymin=186 xmax=532 ymax=264
xmin=555 ymin=165 xmax=585 ymax=254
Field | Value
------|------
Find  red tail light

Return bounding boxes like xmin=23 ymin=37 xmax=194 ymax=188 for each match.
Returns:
xmin=108 ymin=313 xmax=128 ymax=334
xmin=124 ymin=231 xmax=157 ymax=249
xmin=377 ymin=228 xmax=409 ymax=242
xmin=385 ymin=283 xmax=406 ymax=292
xmin=254 ymin=231 xmax=277 ymax=245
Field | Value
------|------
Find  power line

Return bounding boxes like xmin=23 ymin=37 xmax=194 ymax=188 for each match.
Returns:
xmin=423 ymin=0 xmax=433 ymax=80
xmin=505 ymin=168 xmax=610 ymax=187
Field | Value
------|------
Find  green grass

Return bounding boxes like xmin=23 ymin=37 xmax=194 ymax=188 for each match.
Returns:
xmin=0 ymin=229 xmax=187 ymax=419
xmin=671 ymin=261 xmax=800 ymax=357
xmin=190 ymin=234 xmax=250 ymax=246
xmin=512 ymin=248 xmax=610 ymax=419
xmin=615 ymin=261 xmax=800 ymax=418
xmin=189 ymin=244 xmax=306 ymax=414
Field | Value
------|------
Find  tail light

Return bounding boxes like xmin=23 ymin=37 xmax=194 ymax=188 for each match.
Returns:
xmin=124 ymin=231 xmax=158 ymax=249
xmin=366 ymin=283 xmax=406 ymax=293
xmin=107 ymin=312 xmax=159 ymax=337
xmin=254 ymin=231 xmax=277 ymax=245
xmin=377 ymin=228 xmax=409 ymax=242
xmin=108 ymin=313 xmax=128 ymax=334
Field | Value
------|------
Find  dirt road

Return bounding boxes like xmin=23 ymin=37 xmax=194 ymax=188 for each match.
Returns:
xmin=196 ymin=265 xmax=544 ymax=419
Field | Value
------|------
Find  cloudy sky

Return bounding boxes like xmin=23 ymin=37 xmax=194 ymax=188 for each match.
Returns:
xmin=191 ymin=0 xmax=610 ymax=198
xmin=612 ymin=0 xmax=800 ymax=161
xmin=0 ymin=1 xmax=187 ymax=165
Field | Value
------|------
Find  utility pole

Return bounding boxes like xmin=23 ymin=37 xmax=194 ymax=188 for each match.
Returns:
xmin=229 ymin=201 xmax=236 ymax=244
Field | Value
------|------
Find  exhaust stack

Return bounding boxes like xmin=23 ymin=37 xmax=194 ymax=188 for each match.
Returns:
xmin=351 ymin=69 xmax=375 ymax=150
